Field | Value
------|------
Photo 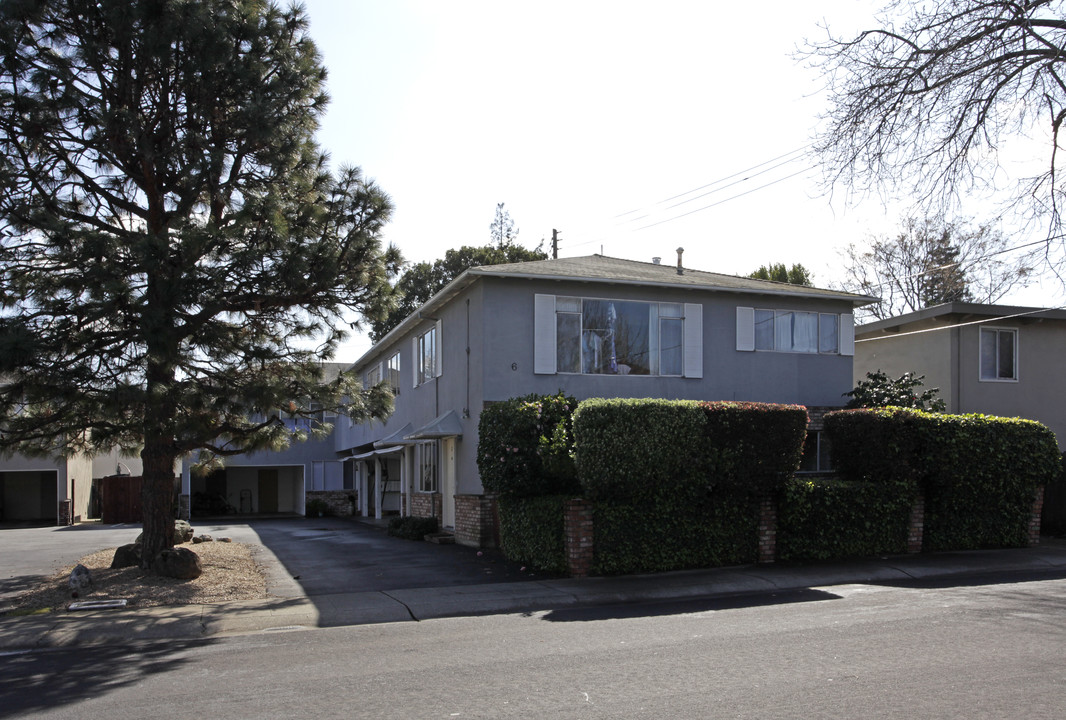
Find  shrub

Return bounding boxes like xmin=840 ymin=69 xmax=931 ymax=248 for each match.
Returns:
xmin=573 ymin=398 xmax=708 ymax=503
xmin=387 ymin=515 xmax=439 ymax=541
xmin=477 ymin=392 xmax=579 ymax=498
xmin=700 ymin=401 xmax=809 ymax=493
xmin=844 ymin=370 xmax=946 ymax=411
xmin=305 ymin=498 xmax=329 ymax=517
xmin=497 ymin=495 xmax=569 ymax=574
xmin=778 ymin=477 xmax=913 ymax=561
xmin=592 ymin=486 xmax=759 ymax=575
xmin=825 ymin=407 xmax=1060 ymax=551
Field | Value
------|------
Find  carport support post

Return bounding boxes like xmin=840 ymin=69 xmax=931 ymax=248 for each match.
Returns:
xmin=373 ymin=457 xmax=383 ymax=520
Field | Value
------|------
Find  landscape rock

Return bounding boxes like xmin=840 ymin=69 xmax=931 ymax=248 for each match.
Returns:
xmin=218 ymin=537 xmax=232 ymax=543
xmin=110 ymin=543 xmax=142 ymax=569
xmin=152 ymin=547 xmax=203 ymax=580
xmin=192 ymin=534 xmax=213 ymax=544
xmin=135 ymin=519 xmax=195 ymax=546
xmin=68 ymin=563 xmax=93 ymax=598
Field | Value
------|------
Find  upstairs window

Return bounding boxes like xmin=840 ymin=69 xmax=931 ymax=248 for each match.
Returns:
xmin=753 ymin=310 xmax=837 ymax=353
xmin=738 ymin=307 xmax=853 ymax=355
xmin=980 ymin=327 xmax=1017 ymax=381
xmin=536 ymin=294 xmax=702 ymax=377
xmin=414 ymin=322 xmax=441 ymax=386
xmin=387 ymin=352 xmax=401 ymax=394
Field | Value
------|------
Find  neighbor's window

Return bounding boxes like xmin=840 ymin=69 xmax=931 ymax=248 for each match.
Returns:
xmin=366 ymin=363 xmax=382 ymax=388
xmin=554 ymin=297 xmax=685 ymax=376
xmin=418 ymin=440 xmax=439 ymax=492
xmin=980 ymin=327 xmax=1017 ymax=381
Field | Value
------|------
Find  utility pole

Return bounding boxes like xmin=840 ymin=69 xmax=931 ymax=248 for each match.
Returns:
xmin=551 ymin=229 xmax=559 ymax=259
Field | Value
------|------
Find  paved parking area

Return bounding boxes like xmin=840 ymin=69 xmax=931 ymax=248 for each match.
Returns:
xmin=0 ymin=516 xmax=539 ymax=606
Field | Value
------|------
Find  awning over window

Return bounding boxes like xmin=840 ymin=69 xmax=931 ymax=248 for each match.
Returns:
xmin=373 ymin=422 xmax=414 ymax=449
xmin=405 ymin=410 xmax=463 ymax=441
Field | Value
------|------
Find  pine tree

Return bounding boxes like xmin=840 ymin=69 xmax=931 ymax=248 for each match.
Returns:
xmin=0 ymin=0 xmax=400 ymax=567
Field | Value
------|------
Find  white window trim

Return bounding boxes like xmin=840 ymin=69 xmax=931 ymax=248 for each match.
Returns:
xmin=979 ymin=326 xmax=1019 ymax=383
xmin=534 ymin=293 xmax=702 ymax=378
xmin=413 ymin=320 xmax=442 ymax=387
xmin=736 ymin=307 xmax=853 ymax=356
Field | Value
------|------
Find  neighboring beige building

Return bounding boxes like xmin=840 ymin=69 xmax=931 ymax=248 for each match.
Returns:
xmin=0 ymin=450 xmax=93 ymax=524
xmin=854 ymin=302 xmax=1066 ymax=450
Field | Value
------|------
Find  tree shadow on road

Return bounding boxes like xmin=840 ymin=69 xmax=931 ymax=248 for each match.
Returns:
xmin=0 ymin=638 xmax=213 ymax=715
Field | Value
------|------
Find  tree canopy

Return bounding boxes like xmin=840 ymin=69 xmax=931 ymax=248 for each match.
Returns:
xmin=371 ymin=243 xmax=547 ymax=341
xmin=804 ymin=0 xmax=1066 ymax=256
xmin=840 ymin=216 xmax=1034 ymax=320
xmin=749 ymin=263 xmax=814 ymax=286
xmin=0 ymin=0 xmax=400 ymax=565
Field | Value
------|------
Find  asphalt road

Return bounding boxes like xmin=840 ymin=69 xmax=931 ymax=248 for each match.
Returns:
xmin=5 ymin=573 xmax=1065 ymax=719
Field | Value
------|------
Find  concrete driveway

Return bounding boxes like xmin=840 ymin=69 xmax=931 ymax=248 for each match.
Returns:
xmin=0 ymin=516 xmax=538 ymax=608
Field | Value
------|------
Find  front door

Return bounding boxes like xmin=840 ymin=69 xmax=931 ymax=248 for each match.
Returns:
xmin=258 ymin=469 xmax=278 ymax=513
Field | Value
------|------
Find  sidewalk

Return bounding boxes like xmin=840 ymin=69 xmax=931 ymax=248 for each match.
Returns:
xmin=3 ymin=538 xmax=1066 ymax=650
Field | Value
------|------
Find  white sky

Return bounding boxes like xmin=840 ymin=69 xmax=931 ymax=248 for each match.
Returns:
xmin=298 ymin=0 xmax=1066 ymax=360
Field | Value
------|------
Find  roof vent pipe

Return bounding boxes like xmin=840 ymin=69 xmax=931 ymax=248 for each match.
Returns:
xmin=676 ymin=247 xmax=684 ymax=275
xmin=652 ymin=256 xmax=661 ymax=265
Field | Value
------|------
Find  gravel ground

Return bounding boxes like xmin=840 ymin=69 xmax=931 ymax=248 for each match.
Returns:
xmin=10 ymin=540 xmax=269 ymax=613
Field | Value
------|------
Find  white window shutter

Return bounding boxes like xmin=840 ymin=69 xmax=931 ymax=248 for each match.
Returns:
xmin=683 ymin=303 xmax=703 ymax=378
xmin=434 ymin=320 xmax=443 ymax=377
xmin=840 ymin=313 xmax=855 ymax=356
xmin=736 ymin=306 xmax=755 ymax=351
xmin=534 ymin=294 xmax=556 ymax=374
xmin=411 ymin=336 xmax=419 ymax=387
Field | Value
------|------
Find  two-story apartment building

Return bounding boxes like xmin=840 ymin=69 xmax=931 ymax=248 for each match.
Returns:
xmin=339 ymin=254 xmax=875 ymax=546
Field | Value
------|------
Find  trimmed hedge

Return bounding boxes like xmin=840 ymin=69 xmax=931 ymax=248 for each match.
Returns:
xmin=700 ymin=401 xmax=809 ymax=493
xmin=592 ymin=486 xmax=759 ymax=575
xmin=919 ymin=413 xmax=1059 ymax=550
xmin=497 ymin=494 xmax=569 ymax=574
xmin=824 ymin=407 xmax=1060 ymax=551
xmin=778 ymin=477 xmax=914 ymax=561
xmin=573 ymin=398 xmax=708 ymax=503
xmin=478 ymin=392 xmax=580 ymax=498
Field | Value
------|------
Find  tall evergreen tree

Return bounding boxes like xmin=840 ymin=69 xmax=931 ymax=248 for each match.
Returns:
xmin=749 ymin=263 xmax=814 ymax=286
xmin=0 ymin=0 xmax=400 ymax=567
xmin=371 ymin=243 xmax=546 ymax=341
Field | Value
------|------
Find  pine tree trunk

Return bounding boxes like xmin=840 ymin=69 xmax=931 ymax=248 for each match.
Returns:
xmin=140 ymin=436 xmax=177 ymax=570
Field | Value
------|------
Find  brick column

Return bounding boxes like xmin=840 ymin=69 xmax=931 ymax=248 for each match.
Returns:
xmin=1029 ymin=485 xmax=1045 ymax=546
xmin=907 ymin=492 xmax=925 ymax=554
xmin=177 ymin=493 xmax=191 ymax=521
xmin=564 ymin=499 xmax=594 ymax=578
xmin=757 ymin=494 xmax=776 ymax=564
xmin=57 ymin=499 xmax=73 ymax=526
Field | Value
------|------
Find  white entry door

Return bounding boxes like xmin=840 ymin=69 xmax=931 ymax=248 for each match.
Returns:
xmin=441 ymin=438 xmax=456 ymax=529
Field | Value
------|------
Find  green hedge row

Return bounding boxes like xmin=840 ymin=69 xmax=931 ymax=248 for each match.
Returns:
xmin=592 ymin=487 xmax=759 ymax=575
xmin=777 ymin=477 xmax=914 ymax=561
xmin=477 ymin=392 xmax=580 ymax=498
xmin=496 ymin=494 xmax=569 ymax=574
xmin=824 ymin=408 xmax=1061 ymax=551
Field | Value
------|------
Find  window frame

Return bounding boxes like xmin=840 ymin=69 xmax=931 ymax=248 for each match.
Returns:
xmin=417 ymin=440 xmax=439 ymax=493
xmin=386 ymin=351 xmax=401 ymax=394
xmin=979 ymin=326 xmax=1018 ymax=382
xmin=547 ymin=294 xmax=697 ymax=377
xmin=415 ymin=322 xmax=442 ymax=387
xmin=752 ymin=308 xmax=838 ymax=354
